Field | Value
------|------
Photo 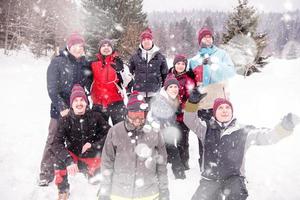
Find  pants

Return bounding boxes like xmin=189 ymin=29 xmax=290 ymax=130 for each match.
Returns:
xmin=93 ymin=101 xmax=125 ymax=125
xmin=39 ymin=118 xmax=58 ymax=181
xmin=166 ymin=143 xmax=185 ymax=177
xmin=55 ymin=151 xmax=101 ymax=192
xmin=191 ymin=176 xmax=248 ymax=200
xmin=177 ymin=121 xmax=190 ymax=166
xmin=197 ymin=109 xmax=213 ymax=171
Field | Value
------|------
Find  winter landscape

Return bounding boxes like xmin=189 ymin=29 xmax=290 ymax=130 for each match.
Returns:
xmin=1 ymin=0 xmax=300 ymax=200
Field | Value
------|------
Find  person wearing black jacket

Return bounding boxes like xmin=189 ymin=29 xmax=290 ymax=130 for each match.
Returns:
xmin=39 ymin=32 xmax=92 ymax=186
xmin=53 ymin=85 xmax=110 ymax=200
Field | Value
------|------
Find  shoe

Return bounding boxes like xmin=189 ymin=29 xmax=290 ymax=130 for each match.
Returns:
xmin=38 ymin=179 xmax=50 ymax=187
xmin=57 ymin=192 xmax=69 ymax=200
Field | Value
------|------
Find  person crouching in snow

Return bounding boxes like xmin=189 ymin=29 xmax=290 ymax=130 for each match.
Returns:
xmin=52 ymin=84 xmax=110 ymax=200
xmin=148 ymin=74 xmax=187 ymax=179
xmin=98 ymin=91 xmax=169 ymax=200
xmin=183 ymin=90 xmax=300 ymax=200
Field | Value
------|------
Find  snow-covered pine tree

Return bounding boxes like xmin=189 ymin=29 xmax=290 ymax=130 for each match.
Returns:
xmin=82 ymin=0 xmax=147 ymax=60
xmin=222 ymin=0 xmax=269 ymax=76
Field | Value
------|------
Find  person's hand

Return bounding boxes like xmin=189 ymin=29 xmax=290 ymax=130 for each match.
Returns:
xmin=82 ymin=142 xmax=92 ymax=153
xmin=67 ymin=163 xmax=79 ymax=176
xmin=189 ymin=87 xmax=207 ymax=104
xmin=281 ymin=113 xmax=300 ymax=131
xmin=60 ymin=109 xmax=69 ymax=117
xmin=202 ymin=57 xmax=212 ymax=65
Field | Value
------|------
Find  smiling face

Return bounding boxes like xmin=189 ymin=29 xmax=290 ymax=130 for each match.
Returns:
xmin=215 ymin=103 xmax=233 ymax=123
xmin=174 ymin=61 xmax=186 ymax=73
xmin=141 ymin=38 xmax=153 ymax=50
xmin=71 ymin=97 xmax=87 ymax=115
xmin=100 ymin=43 xmax=113 ymax=56
xmin=166 ymin=84 xmax=179 ymax=99
xmin=127 ymin=111 xmax=146 ymax=128
xmin=201 ymin=34 xmax=213 ymax=47
xmin=69 ymin=43 xmax=85 ymax=59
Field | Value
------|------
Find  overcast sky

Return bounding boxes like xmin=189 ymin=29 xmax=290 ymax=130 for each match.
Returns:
xmin=143 ymin=0 xmax=300 ymax=13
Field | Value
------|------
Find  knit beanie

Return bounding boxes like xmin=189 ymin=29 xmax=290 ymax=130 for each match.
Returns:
xmin=127 ymin=91 xmax=148 ymax=112
xmin=213 ymin=98 xmax=233 ymax=118
xmin=70 ymin=84 xmax=88 ymax=105
xmin=173 ymin=54 xmax=188 ymax=67
xmin=98 ymin=38 xmax=113 ymax=50
xmin=198 ymin=27 xmax=213 ymax=46
xmin=164 ymin=74 xmax=179 ymax=90
xmin=140 ymin=28 xmax=153 ymax=42
xmin=67 ymin=32 xmax=85 ymax=49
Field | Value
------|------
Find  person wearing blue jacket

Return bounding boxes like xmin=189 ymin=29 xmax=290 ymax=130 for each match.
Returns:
xmin=188 ymin=27 xmax=236 ymax=171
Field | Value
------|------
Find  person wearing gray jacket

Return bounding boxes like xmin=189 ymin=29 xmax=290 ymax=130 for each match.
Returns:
xmin=183 ymin=90 xmax=300 ymax=200
xmin=98 ymin=91 xmax=169 ymax=200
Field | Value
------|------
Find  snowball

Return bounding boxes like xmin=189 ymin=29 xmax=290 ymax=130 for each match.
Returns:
xmin=135 ymin=143 xmax=152 ymax=158
xmin=161 ymin=126 xmax=181 ymax=144
xmin=135 ymin=178 xmax=144 ymax=187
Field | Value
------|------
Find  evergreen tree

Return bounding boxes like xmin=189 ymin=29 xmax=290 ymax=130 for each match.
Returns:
xmin=222 ymin=0 xmax=268 ymax=76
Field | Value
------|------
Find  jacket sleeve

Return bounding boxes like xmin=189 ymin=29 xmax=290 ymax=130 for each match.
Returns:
xmin=52 ymin=117 xmax=73 ymax=166
xmin=245 ymin=123 xmax=293 ymax=149
xmin=157 ymin=132 xmax=169 ymax=200
xmin=91 ymin=114 xmax=111 ymax=154
xmin=126 ymin=56 xmax=136 ymax=93
xmin=99 ymin=128 xmax=116 ymax=197
xmin=213 ymin=50 xmax=236 ymax=81
xmin=183 ymin=103 xmax=207 ymax=142
xmin=47 ymin=57 xmax=68 ymax=112
xmin=160 ymin=55 xmax=169 ymax=85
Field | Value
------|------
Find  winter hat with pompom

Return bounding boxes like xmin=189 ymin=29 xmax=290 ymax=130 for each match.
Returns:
xmin=70 ymin=84 xmax=88 ymax=105
xmin=164 ymin=74 xmax=179 ymax=90
xmin=140 ymin=28 xmax=153 ymax=42
xmin=127 ymin=91 xmax=148 ymax=112
xmin=198 ymin=27 xmax=213 ymax=46
xmin=213 ymin=98 xmax=233 ymax=118
xmin=67 ymin=32 xmax=85 ymax=49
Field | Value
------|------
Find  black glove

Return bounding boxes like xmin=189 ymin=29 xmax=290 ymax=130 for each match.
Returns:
xmin=189 ymin=88 xmax=207 ymax=104
xmin=281 ymin=113 xmax=300 ymax=131
xmin=202 ymin=57 xmax=212 ymax=65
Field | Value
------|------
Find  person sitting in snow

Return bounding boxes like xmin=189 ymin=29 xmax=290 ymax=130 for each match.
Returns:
xmin=52 ymin=84 xmax=110 ymax=200
xmin=168 ymin=54 xmax=196 ymax=171
xmin=98 ymin=92 xmax=169 ymax=200
xmin=147 ymin=74 xmax=187 ymax=179
xmin=127 ymin=28 xmax=169 ymax=103
xmin=89 ymin=39 xmax=126 ymax=125
xmin=183 ymin=89 xmax=300 ymax=200
xmin=188 ymin=27 xmax=236 ymax=171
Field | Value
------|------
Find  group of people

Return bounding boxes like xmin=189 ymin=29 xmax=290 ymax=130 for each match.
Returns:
xmin=38 ymin=26 xmax=299 ymax=200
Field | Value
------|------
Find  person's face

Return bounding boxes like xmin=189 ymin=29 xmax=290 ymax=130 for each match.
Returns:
xmin=141 ymin=38 xmax=153 ymax=50
xmin=127 ymin=111 xmax=146 ymax=128
xmin=174 ymin=61 xmax=186 ymax=73
xmin=215 ymin=103 xmax=233 ymax=123
xmin=100 ymin=43 xmax=113 ymax=56
xmin=69 ymin=43 xmax=85 ymax=59
xmin=201 ymin=35 xmax=213 ymax=47
xmin=72 ymin=97 xmax=87 ymax=115
xmin=166 ymin=84 xmax=179 ymax=99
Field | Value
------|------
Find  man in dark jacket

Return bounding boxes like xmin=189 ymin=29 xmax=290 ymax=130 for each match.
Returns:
xmin=127 ymin=28 xmax=169 ymax=103
xmin=39 ymin=32 xmax=91 ymax=186
xmin=98 ymin=91 xmax=169 ymax=200
xmin=53 ymin=85 xmax=110 ymax=200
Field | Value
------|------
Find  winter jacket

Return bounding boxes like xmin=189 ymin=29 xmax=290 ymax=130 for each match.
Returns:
xmin=90 ymin=52 xmax=124 ymax=108
xmin=188 ymin=45 xmax=235 ymax=109
xmin=52 ymin=109 xmax=110 ymax=167
xmin=47 ymin=49 xmax=91 ymax=119
xmin=99 ymin=119 xmax=169 ymax=200
xmin=168 ymin=68 xmax=196 ymax=122
xmin=184 ymin=108 xmax=293 ymax=180
xmin=128 ymin=45 xmax=168 ymax=96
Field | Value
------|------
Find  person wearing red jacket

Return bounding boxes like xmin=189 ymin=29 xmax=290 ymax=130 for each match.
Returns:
xmin=168 ymin=54 xmax=196 ymax=170
xmin=90 ymin=39 xmax=125 ymax=125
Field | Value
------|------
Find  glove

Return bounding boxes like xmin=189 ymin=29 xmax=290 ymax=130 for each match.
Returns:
xmin=189 ymin=87 xmax=207 ymax=104
xmin=281 ymin=113 xmax=300 ymax=131
xmin=202 ymin=57 xmax=212 ymax=65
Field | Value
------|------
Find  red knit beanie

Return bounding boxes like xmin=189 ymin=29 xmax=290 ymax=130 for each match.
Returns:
xmin=164 ymin=74 xmax=179 ymax=90
xmin=198 ymin=28 xmax=213 ymax=46
xmin=213 ymin=98 xmax=233 ymax=118
xmin=70 ymin=84 xmax=88 ymax=105
xmin=67 ymin=32 xmax=85 ymax=49
xmin=127 ymin=91 xmax=147 ymax=112
xmin=173 ymin=54 xmax=188 ymax=67
xmin=140 ymin=28 xmax=153 ymax=42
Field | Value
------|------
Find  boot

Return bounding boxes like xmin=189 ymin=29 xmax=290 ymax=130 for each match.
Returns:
xmin=57 ymin=192 xmax=69 ymax=200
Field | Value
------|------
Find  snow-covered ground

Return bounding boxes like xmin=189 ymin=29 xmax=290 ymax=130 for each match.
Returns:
xmin=0 ymin=50 xmax=300 ymax=200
